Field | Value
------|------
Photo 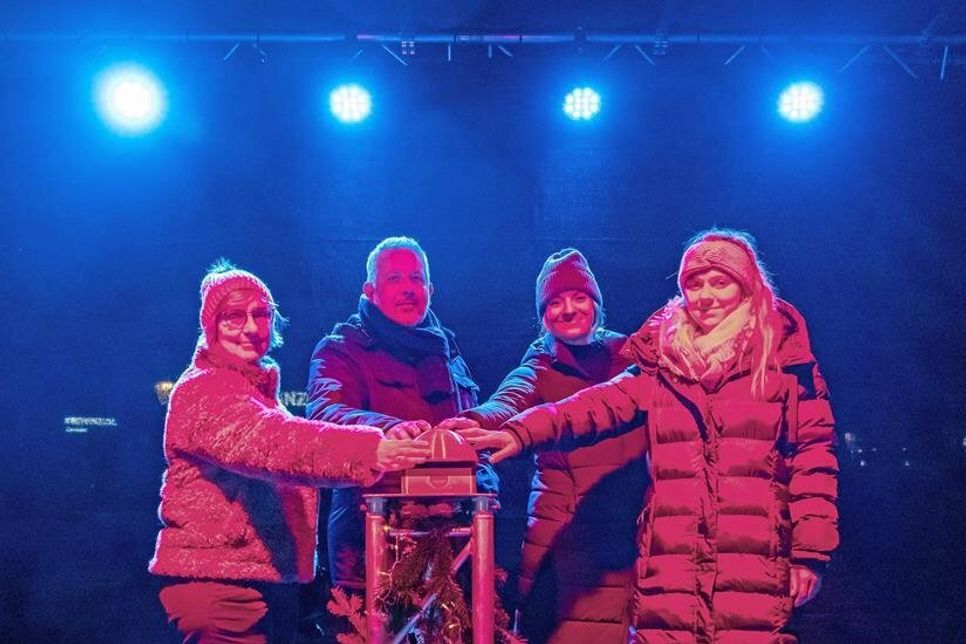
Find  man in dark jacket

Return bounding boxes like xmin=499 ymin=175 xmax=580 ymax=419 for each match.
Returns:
xmin=306 ymin=236 xmax=498 ymax=590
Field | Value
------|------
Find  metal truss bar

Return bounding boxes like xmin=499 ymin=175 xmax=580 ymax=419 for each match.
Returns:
xmin=882 ymin=45 xmax=919 ymax=78
xmin=222 ymin=42 xmax=240 ymax=61
xmin=456 ymin=34 xmax=522 ymax=44
xmin=359 ymin=33 xmax=452 ymax=44
xmin=379 ymin=44 xmax=408 ymax=66
xmin=723 ymin=44 xmax=747 ymax=65
xmin=1 ymin=31 xmax=346 ymax=43
xmin=4 ymin=31 xmax=966 ymax=46
xmin=838 ymin=44 xmax=872 ymax=72
xmin=603 ymin=43 xmax=623 ymax=61
xmin=633 ymin=44 xmax=657 ymax=65
xmin=586 ymin=33 xmax=966 ymax=46
xmin=520 ymin=33 xmax=575 ymax=44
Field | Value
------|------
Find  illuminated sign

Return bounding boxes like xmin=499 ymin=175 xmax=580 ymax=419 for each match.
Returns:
xmin=280 ymin=391 xmax=307 ymax=408
xmin=64 ymin=416 xmax=118 ymax=433
xmin=155 ymin=381 xmax=307 ymax=408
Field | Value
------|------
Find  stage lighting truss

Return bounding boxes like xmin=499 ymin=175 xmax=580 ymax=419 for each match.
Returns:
xmin=6 ymin=31 xmax=963 ymax=80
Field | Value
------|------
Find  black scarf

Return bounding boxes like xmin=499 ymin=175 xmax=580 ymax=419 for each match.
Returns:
xmin=358 ymin=297 xmax=461 ymax=407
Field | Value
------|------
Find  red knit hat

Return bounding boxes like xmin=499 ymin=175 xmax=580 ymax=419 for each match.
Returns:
xmin=535 ymin=248 xmax=602 ymax=316
xmin=199 ymin=262 xmax=275 ymax=348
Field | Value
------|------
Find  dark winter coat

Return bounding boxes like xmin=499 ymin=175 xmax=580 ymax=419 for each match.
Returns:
xmin=503 ymin=301 xmax=839 ymax=643
xmin=306 ymin=312 xmax=498 ymax=588
xmin=466 ymin=330 xmax=647 ymax=643
xmin=149 ymin=347 xmax=383 ymax=584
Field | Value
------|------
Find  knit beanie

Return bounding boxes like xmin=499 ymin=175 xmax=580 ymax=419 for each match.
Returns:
xmin=535 ymin=248 xmax=602 ymax=316
xmin=678 ymin=238 xmax=757 ymax=295
xmin=199 ymin=264 xmax=275 ymax=348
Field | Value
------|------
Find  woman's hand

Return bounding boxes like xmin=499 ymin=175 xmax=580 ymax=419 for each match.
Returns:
xmin=374 ymin=437 xmax=431 ymax=471
xmin=455 ymin=427 xmax=521 ymax=464
xmin=436 ymin=416 xmax=481 ymax=431
xmin=789 ymin=565 xmax=822 ymax=607
xmin=386 ymin=419 xmax=432 ymax=440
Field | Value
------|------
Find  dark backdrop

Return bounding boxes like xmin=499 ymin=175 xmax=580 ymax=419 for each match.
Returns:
xmin=2 ymin=7 xmax=965 ymax=642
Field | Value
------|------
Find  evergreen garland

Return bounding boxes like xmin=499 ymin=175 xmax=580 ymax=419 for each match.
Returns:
xmin=333 ymin=499 xmax=526 ymax=643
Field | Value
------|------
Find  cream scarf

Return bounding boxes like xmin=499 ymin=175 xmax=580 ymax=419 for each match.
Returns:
xmin=659 ymin=300 xmax=753 ymax=390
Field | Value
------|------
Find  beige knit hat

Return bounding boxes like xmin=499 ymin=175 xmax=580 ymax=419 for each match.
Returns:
xmin=678 ymin=238 xmax=758 ymax=295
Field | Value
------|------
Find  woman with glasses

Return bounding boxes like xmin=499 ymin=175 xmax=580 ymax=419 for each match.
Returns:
xmin=149 ymin=260 xmax=430 ymax=644
xmin=466 ymin=231 xmax=838 ymax=643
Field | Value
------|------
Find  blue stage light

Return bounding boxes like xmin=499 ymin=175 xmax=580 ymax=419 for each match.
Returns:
xmin=94 ymin=64 xmax=167 ymax=135
xmin=777 ymin=81 xmax=824 ymax=123
xmin=563 ymin=87 xmax=601 ymax=121
xmin=329 ymin=84 xmax=372 ymax=124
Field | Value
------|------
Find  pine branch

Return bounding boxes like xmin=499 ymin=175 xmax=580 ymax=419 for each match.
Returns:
xmin=327 ymin=586 xmax=368 ymax=642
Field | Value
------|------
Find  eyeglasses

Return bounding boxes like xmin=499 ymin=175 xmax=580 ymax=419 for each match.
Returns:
xmin=217 ymin=307 xmax=275 ymax=330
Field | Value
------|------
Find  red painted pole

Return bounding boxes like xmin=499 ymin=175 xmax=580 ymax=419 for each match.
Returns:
xmin=365 ymin=497 xmax=388 ymax=644
xmin=471 ymin=496 xmax=495 ymax=644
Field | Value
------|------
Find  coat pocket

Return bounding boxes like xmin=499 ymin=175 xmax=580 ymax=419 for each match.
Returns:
xmin=373 ymin=360 xmax=417 ymax=390
xmin=712 ymin=398 xmax=783 ymax=442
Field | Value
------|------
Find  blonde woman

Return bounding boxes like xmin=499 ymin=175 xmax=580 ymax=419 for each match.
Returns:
xmin=466 ymin=231 xmax=838 ymax=643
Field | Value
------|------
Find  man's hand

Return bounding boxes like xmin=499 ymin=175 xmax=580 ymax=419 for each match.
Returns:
xmin=789 ymin=565 xmax=822 ymax=607
xmin=386 ymin=419 xmax=432 ymax=440
xmin=374 ymin=437 xmax=431 ymax=471
xmin=458 ymin=428 xmax=521 ymax=464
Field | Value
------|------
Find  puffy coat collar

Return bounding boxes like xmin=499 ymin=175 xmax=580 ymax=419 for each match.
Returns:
xmin=621 ymin=298 xmax=816 ymax=374
xmin=533 ymin=329 xmax=626 ymax=379
xmin=193 ymin=346 xmax=280 ymax=399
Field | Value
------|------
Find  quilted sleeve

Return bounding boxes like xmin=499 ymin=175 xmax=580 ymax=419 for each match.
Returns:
xmin=172 ymin=371 xmax=384 ymax=488
xmin=502 ymin=370 xmax=650 ymax=453
xmin=787 ymin=362 xmax=840 ymax=569
xmin=463 ymin=350 xmax=547 ymax=430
